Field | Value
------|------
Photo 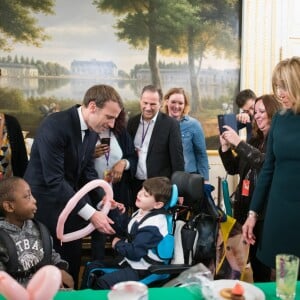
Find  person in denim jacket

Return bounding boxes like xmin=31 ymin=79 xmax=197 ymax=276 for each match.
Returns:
xmin=162 ymin=87 xmax=209 ymax=182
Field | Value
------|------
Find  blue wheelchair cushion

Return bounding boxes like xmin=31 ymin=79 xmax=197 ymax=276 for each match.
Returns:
xmin=157 ymin=234 xmax=174 ymax=260
xmin=164 ymin=184 xmax=178 ymax=209
xmin=155 ymin=184 xmax=177 ymax=260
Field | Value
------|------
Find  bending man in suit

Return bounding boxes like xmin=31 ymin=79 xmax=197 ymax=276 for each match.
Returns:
xmin=127 ymin=85 xmax=184 ymax=201
xmin=24 ymin=84 xmax=123 ymax=287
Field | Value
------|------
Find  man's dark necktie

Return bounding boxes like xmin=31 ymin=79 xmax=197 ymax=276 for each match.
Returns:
xmin=82 ymin=129 xmax=90 ymax=160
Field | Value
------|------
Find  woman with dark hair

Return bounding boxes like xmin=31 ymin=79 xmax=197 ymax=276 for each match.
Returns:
xmin=219 ymin=94 xmax=282 ymax=282
xmin=94 ymin=109 xmax=137 ymax=207
xmin=0 ymin=113 xmax=28 ymax=179
xmin=93 ymin=108 xmax=137 ymax=260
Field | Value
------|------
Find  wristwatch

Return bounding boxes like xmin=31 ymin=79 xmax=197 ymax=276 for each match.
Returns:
xmin=247 ymin=210 xmax=258 ymax=218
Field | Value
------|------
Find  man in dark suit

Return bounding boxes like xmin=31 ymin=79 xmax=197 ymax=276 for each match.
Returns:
xmin=24 ymin=84 xmax=124 ymax=288
xmin=127 ymin=85 xmax=184 ymax=200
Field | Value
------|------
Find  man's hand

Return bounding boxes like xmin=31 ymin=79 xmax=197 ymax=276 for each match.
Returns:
xmin=237 ymin=112 xmax=251 ymax=124
xmin=90 ymin=210 xmax=115 ymax=234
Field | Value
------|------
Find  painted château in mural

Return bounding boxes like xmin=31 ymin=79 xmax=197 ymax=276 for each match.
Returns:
xmin=136 ymin=68 xmax=239 ymax=86
xmin=0 ymin=58 xmax=239 ymax=100
xmin=71 ymin=59 xmax=117 ymax=77
xmin=0 ymin=63 xmax=38 ymax=77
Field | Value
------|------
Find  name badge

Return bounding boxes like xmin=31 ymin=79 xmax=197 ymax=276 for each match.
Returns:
xmin=242 ymin=179 xmax=250 ymax=196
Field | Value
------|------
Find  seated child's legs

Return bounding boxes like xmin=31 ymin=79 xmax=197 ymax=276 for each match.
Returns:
xmin=93 ymin=267 xmax=140 ymax=290
xmin=91 ymin=231 xmax=106 ymax=261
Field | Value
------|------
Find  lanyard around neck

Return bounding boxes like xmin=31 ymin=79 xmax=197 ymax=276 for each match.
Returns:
xmin=140 ymin=120 xmax=151 ymax=148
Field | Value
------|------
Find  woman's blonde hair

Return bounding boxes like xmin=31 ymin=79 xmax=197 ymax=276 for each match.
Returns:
xmin=272 ymin=56 xmax=300 ymax=114
xmin=162 ymin=87 xmax=190 ymax=116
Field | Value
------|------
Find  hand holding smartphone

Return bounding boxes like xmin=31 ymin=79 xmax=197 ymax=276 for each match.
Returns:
xmin=100 ymin=137 xmax=110 ymax=146
xmin=94 ymin=137 xmax=110 ymax=158
xmin=218 ymin=114 xmax=238 ymax=134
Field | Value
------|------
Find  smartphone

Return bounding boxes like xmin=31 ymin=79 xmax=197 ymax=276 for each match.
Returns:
xmin=100 ymin=137 xmax=110 ymax=146
xmin=218 ymin=114 xmax=237 ymax=133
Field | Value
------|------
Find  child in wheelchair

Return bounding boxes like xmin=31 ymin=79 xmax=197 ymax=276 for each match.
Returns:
xmin=81 ymin=176 xmax=174 ymax=289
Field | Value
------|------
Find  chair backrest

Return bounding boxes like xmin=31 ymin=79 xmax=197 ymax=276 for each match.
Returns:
xmin=171 ymin=171 xmax=205 ymax=214
xmin=170 ymin=172 xmax=220 ymax=269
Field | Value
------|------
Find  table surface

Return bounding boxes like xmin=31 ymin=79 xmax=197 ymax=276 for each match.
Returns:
xmin=1 ymin=281 xmax=300 ymax=299
xmin=55 ymin=281 xmax=300 ymax=300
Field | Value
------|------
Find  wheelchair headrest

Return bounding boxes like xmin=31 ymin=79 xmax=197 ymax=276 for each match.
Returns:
xmin=164 ymin=184 xmax=178 ymax=210
xmin=171 ymin=171 xmax=204 ymax=206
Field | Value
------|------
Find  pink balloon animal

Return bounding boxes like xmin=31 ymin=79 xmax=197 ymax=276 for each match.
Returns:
xmin=56 ymin=179 xmax=113 ymax=243
xmin=0 ymin=265 xmax=61 ymax=300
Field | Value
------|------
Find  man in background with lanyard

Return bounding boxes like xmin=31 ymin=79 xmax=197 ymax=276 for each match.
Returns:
xmin=127 ymin=85 xmax=184 ymax=204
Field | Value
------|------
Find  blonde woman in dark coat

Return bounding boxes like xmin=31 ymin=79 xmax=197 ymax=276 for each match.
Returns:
xmin=243 ymin=56 xmax=300 ymax=278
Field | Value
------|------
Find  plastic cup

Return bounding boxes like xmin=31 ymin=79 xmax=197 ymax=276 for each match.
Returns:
xmin=276 ymin=254 xmax=299 ymax=300
xmin=107 ymin=281 xmax=148 ymax=300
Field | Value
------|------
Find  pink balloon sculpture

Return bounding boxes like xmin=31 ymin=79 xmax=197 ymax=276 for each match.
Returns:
xmin=0 ymin=265 xmax=61 ymax=300
xmin=56 ymin=179 xmax=113 ymax=243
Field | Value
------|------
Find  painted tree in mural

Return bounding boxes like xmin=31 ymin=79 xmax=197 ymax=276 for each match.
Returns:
xmin=93 ymin=0 xmax=189 ymax=89
xmin=169 ymin=0 xmax=240 ymax=111
xmin=93 ymin=0 xmax=239 ymax=111
xmin=0 ymin=0 xmax=54 ymax=51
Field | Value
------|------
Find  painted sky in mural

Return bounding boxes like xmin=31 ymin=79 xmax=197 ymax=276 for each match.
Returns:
xmin=7 ymin=0 xmax=239 ymax=74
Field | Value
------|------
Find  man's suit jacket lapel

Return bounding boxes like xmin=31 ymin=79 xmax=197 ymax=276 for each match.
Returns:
xmin=128 ymin=112 xmax=162 ymax=155
xmin=130 ymin=114 xmax=141 ymax=137
xmin=70 ymin=106 xmax=85 ymax=173
xmin=70 ymin=106 xmax=98 ymax=173
xmin=147 ymin=112 xmax=162 ymax=155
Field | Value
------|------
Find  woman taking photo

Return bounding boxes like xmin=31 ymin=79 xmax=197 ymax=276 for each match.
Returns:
xmin=219 ymin=94 xmax=282 ymax=282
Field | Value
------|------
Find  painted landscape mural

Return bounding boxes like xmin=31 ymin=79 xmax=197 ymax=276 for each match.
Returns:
xmin=0 ymin=0 xmax=241 ymax=149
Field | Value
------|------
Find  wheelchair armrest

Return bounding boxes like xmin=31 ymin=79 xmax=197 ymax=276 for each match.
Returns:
xmin=148 ymin=264 xmax=191 ymax=274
